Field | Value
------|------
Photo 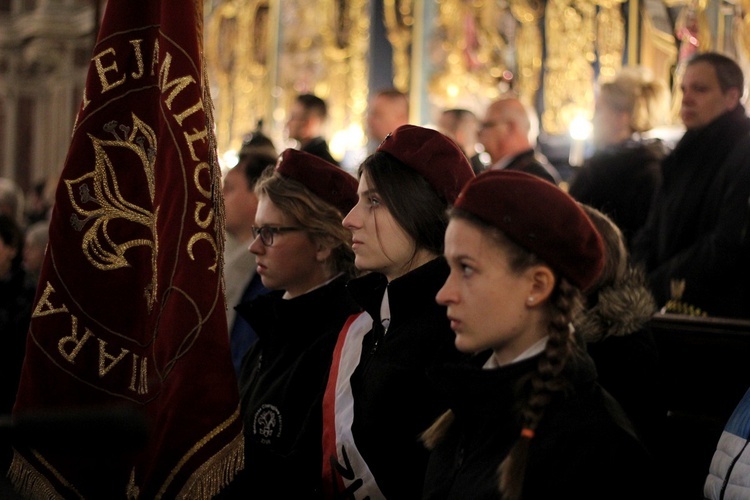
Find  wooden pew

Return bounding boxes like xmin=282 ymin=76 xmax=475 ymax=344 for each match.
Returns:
xmin=649 ymin=313 xmax=750 ymax=499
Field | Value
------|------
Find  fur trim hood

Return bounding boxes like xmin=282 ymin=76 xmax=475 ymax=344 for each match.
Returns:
xmin=577 ymin=266 xmax=657 ymax=343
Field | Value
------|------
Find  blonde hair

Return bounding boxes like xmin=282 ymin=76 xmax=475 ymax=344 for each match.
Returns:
xmin=599 ymin=67 xmax=669 ymax=133
xmin=255 ymin=169 xmax=357 ymax=279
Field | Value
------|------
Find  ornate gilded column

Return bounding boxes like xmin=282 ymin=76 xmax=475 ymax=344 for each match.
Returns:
xmin=509 ymin=0 xmax=544 ymax=105
xmin=383 ymin=0 xmax=415 ymax=93
xmin=206 ymin=0 xmax=273 ymax=156
xmin=595 ymin=0 xmax=627 ymax=80
xmin=543 ymin=0 xmax=597 ymax=135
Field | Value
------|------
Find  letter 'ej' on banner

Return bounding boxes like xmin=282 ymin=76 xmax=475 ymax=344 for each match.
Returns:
xmin=8 ymin=0 xmax=243 ymax=498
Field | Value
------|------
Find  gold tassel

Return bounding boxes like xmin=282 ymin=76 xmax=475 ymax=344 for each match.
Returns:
xmin=176 ymin=432 xmax=245 ymax=499
xmin=7 ymin=450 xmax=67 ymax=500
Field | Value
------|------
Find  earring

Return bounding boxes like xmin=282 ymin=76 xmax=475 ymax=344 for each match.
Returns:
xmin=527 ymin=297 xmax=535 ymax=304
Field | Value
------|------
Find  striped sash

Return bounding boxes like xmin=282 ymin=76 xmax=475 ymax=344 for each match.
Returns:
xmin=322 ymin=312 xmax=386 ymax=499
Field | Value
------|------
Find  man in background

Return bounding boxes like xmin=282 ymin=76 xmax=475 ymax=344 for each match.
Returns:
xmin=366 ymin=88 xmax=409 ymax=151
xmin=438 ymin=108 xmax=489 ymax=174
xmin=632 ymin=52 xmax=750 ymax=319
xmin=479 ymin=97 xmax=561 ymax=184
xmin=286 ymin=93 xmax=339 ymax=166
xmin=223 ymin=149 xmax=276 ymax=374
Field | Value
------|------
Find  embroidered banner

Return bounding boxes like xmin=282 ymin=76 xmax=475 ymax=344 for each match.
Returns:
xmin=9 ymin=1 xmax=243 ymax=498
xmin=322 ymin=312 xmax=386 ymax=499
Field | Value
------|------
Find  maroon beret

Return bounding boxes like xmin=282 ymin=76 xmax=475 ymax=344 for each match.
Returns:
xmin=376 ymin=124 xmax=475 ymax=204
xmin=275 ymin=149 xmax=358 ymax=216
xmin=454 ymin=170 xmax=604 ymax=291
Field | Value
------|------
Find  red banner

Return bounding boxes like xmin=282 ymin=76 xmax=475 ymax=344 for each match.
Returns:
xmin=9 ymin=1 xmax=243 ymax=497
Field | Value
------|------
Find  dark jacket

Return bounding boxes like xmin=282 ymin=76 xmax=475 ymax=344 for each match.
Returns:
xmin=577 ymin=267 xmax=663 ymax=451
xmin=422 ymin=350 xmax=657 ymax=499
xmin=229 ymin=275 xmax=360 ymax=499
xmin=302 ymin=137 xmax=340 ymax=167
xmin=569 ymin=139 xmax=666 ymax=249
xmin=347 ymin=257 xmax=465 ymax=500
xmin=502 ymin=149 xmax=561 ymax=185
xmin=632 ymin=105 xmax=750 ymax=319
xmin=0 ymin=265 xmax=36 ymax=472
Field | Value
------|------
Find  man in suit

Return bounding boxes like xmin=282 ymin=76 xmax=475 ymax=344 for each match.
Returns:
xmin=479 ymin=97 xmax=561 ymax=185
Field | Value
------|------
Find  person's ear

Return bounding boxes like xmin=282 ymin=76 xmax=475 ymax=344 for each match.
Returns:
xmin=525 ymin=265 xmax=555 ymax=307
xmin=724 ymin=87 xmax=741 ymax=110
xmin=315 ymin=238 xmax=334 ymax=263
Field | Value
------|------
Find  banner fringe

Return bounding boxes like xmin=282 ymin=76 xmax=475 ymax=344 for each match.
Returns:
xmin=177 ymin=432 xmax=244 ymax=499
xmin=7 ymin=450 xmax=65 ymax=500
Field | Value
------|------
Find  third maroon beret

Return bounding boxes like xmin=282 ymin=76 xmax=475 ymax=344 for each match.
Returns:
xmin=454 ymin=170 xmax=604 ymax=291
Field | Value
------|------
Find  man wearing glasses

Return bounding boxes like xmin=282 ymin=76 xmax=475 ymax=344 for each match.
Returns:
xmin=478 ymin=97 xmax=561 ymax=185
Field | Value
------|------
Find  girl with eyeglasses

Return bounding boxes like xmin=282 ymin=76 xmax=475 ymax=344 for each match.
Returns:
xmin=322 ymin=125 xmax=475 ymax=499
xmin=224 ymin=149 xmax=360 ymax=499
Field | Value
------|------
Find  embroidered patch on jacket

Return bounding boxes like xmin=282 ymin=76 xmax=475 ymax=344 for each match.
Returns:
xmin=253 ymin=404 xmax=283 ymax=444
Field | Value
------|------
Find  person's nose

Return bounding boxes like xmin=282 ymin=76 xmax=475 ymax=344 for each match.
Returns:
xmin=248 ymin=233 xmax=264 ymax=256
xmin=342 ymin=203 xmax=361 ymax=231
xmin=435 ymin=273 xmax=456 ymax=306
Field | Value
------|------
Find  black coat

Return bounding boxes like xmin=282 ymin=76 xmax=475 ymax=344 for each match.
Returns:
xmin=569 ymin=139 xmax=666 ymax=249
xmin=0 ymin=266 xmax=36 ymax=473
xmin=502 ymin=149 xmax=561 ymax=185
xmin=577 ymin=267 xmax=663 ymax=452
xmin=422 ymin=351 xmax=658 ymax=500
xmin=347 ymin=258 xmax=465 ymax=500
xmin=302 ymin=137 xmax=340 ymax=167
xmin=632 ymin=105 xmax=750 ymax=318
xmin=228 ymin=275 xmax=360 ymax=499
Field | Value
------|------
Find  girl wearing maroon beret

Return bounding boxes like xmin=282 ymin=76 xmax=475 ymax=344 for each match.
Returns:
xmin=421 ymin=170 xmax=658 ymax=499
xmin=225 ymin=150 xmax=361 ymax=499
xmin=321 ymin=125 xmax=475 ymax=499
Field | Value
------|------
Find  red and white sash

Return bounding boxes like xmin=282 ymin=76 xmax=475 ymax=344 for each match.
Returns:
xmin=322 ymin=311 xmax=386 ymax=499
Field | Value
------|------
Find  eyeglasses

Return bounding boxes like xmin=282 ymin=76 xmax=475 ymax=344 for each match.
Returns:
xmin=479 ymin=120 xmax=498 ymax=130
xmin=251 ymin=225 xmax=303 ymax=246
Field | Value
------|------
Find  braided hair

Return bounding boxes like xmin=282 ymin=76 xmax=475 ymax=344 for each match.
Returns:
xmin=421 ymin=210 xmax=587 ymax=499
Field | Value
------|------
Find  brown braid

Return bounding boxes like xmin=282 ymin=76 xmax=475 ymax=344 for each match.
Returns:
xmin=498 ymin=279 xmax=584 ymax=500
xmin=420 ymin=410 xmax=455 ymax=450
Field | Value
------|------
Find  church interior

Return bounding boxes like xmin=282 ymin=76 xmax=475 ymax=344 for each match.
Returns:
xmin=1 ymin=0 xmax=748 ymax=192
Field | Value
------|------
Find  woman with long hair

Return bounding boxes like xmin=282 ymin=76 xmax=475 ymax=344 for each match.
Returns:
xmin=322 ymin=125 xmax=475 ymax=499
xmin=422 ymin=170 xmax=656 ymax=499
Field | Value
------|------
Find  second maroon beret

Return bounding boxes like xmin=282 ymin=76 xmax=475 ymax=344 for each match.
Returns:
xmin=376 ymin=124 xmax=475 ymax=204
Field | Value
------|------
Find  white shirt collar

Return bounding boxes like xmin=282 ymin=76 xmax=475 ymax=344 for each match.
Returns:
xmin=483 ymin=336 xmax=549 ymax=369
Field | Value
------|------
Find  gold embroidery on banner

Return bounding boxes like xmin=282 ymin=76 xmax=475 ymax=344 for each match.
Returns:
xmin=33 ymin=281 xmax=151 ymax=396
xmin=157 ymin=406 xmax=243 ymax=498
xmin=93 ymin=47 xmax=128 ymax=93
xmin=188 ymin=232 xmax=220 ymax=272
xmin=129 ymin=39 xmax=146 ymax=79
xmin=127 ymin=468 xmax=141 ymax=499
xmin=32 ymin=282 xmax=69 ymax=318
xmin=97 ymin=337 xmax=130 ymax=377
xmin=65 ymin=113 xmax=159 ymax=311
xmin=58 ymin=315 xmax=94 ymax=363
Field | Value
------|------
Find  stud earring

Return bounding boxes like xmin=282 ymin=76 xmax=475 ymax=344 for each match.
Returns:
xmin=527 ymin=297 xmax=534 ymax=304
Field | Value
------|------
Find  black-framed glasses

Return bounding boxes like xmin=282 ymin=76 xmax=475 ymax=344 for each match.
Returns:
xmin=251 ymin=225 xmax=303 ymax=246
